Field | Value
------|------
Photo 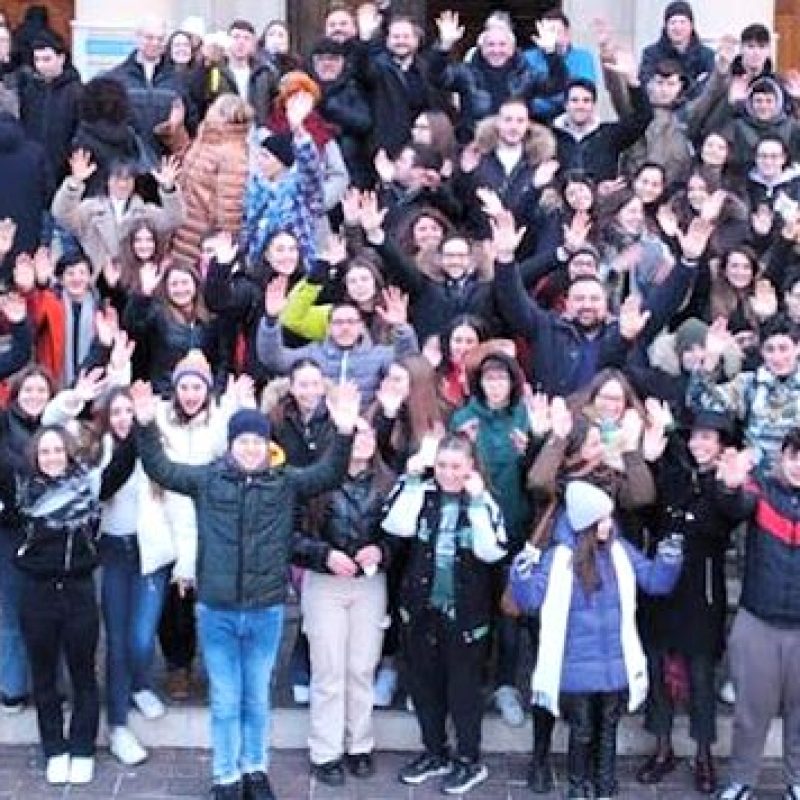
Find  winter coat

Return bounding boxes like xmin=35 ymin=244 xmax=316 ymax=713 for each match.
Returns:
xmin=428 ymin=46 xmax=566 ymax=142
xmin=293 ymin=468 xmax=390 ymax=574
xmin=51 ymin=178 xmax=185 ymax=276
xmin=107 ymin=52 xmax=190 ymax=162
xmin=0 ymin=112 xmax=51 ymax=260
xmin=171 ymin=117 xmax=250 ymax=267
xmin=745 ymin=164 xmax=800 ymax=210
xmin=552 ymin=85 xmax=653 ymax=181
xmin=524 ymin=44 xmax=596 ymax=121
xmin=122 ymin=293 xmax=224 ymax=396
xmin=723 ymin=472 xmax=800 ymax=628
xmin=268 ymin=394 xmax=334 ymax=468
xmin=0 ymin=399 xmax=42 ymax=533
xmin=510 ymin=512 xmax=681 ymax=693
xmin=370 ymin=235 xmax=497 ymax=343
xmin=257 ymin=318 xmax=418 ymax=407
xmin=641 ymin=434 xmax=748 ymax=656
xmin=381 ymin=475 xmax=507 ymax=638
xmin=242 ymin=133 xmax=324 ymax=266
xmin=639 ymin=32 xmax=716 ymax=100
xmin=70 ymin=118 xmax=143 ymax=197
xmin=315 ymin=68 xmax=373 ymax=189
xmin=450 ymin=398 xmax=532 ymax=544
xmin=493 ymin=257 xmax=696 ymax=396
xmin=17 ymin=64 xmax=82 ymax=184
xmin=137 ymin=419 xmax=353 ymax=608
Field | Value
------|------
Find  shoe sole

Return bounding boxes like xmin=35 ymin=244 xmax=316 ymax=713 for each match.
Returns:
xmin=399 ymin=766 xmax=452 ymax=785
xmin=442 ymin=766 xmax=489 ymax=795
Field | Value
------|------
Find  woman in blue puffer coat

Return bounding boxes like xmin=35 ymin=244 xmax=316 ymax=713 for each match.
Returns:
xmin=510 ymin=480 xmax=682 ymax=800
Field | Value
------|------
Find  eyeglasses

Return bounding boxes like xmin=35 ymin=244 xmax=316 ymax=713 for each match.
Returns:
xmin=330 ymin=317 xmax=361 ymax=326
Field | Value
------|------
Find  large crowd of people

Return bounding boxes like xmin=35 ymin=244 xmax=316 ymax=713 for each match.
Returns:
xmin=0 ymin=2 xmax=798 ymax=800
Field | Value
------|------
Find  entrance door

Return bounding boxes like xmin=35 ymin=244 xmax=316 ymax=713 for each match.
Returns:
xmin=4 ymin=1 xmax=75 ymax=53
xmin=776 ymin=0 xmax=800 ymax=71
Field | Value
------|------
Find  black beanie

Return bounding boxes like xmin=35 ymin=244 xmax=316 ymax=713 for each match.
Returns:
xmin=259 ymin=133 xmax=295 ymax=168
xmin=664 ymin=1 xmax=694 ymax=24
xmin=228 ymin=409 xmax=271 ymax=445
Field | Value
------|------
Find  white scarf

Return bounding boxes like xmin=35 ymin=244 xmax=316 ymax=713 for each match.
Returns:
xmin=531 ymin=540 xmax=648 ymax=717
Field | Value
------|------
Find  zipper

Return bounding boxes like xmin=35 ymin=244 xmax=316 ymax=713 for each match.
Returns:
xmin=64 ymin=531 xmax=74 ymax=573
xmin=236 ymin=479 xmax=249 ymax=604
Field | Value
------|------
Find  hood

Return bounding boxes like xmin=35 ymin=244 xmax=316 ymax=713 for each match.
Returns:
xmin=647 ymin=330 xmax=743 ymax=379
xmin=552 ymin=112 xmax=602 ymax=141
xmin=197 ymin=117 xmax=250 ymax=145
xmin=748 ymin=162 xmax=800 ymax=188
xmin=745 ymin=76 xmax=788 ymax=124
xmin=474 ymin=115 xmax=556 ymax=165
xmin=0 ymin=113 xmax=24 ymax=152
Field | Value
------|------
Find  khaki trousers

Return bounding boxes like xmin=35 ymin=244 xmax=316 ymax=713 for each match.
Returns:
xmin=302 ymin=570 xmax=387 ymax=764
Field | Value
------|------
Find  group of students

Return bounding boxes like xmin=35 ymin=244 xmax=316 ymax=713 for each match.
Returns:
xmin=0 ymin=2 xmax=799 ymax=800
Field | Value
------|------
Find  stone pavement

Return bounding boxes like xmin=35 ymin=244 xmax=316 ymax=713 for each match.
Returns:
xmin=0 ymin=746 xmax=789 ymax=799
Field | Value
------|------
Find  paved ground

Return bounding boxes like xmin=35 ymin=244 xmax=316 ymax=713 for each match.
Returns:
xmin=0 ymin=746 xmax=789 ymax=799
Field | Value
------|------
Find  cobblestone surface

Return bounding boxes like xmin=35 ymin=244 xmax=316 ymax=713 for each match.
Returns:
xmin=0 ymin=746 xmax=788 ymax=799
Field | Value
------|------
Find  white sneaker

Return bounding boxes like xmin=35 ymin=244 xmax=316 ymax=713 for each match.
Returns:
xmin=373 ymin=666 xmax=398 ymax=708
xmin=495 ymin=685 xmax=525 ymax=727
xmin=132 ymin=689 xmax=166 ymax=720
xmin=46 ymin=753 xmax=70 ymax=785
xmin=69 ymin=756 xmax=94 ymax=784
xmin=719 ymin=680 xmax=737 ymax=705
xmin=109 ymin=726 xmax=147 ymax=766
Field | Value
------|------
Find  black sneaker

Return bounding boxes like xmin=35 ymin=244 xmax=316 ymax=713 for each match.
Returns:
xmin=441 ymin=759 xmax=489 ymax=795
xmin=311 ymin=759 xmax=345 ymax=787
xmin=211 ymin=781 xmax=242 ymax=800
xmin=345 ymin=752 xmax=375 ymax=778
xmin=398 ymin=752 xmax=452 ymax=785
xmin=242 ymin=770 xmax=276 ymax=800
xmin=0 ymin=694 xmax=26 ymax=715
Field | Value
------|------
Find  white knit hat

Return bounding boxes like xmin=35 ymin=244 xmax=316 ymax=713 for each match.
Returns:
xmin=565 ymin=481 xmax=614 ymax=532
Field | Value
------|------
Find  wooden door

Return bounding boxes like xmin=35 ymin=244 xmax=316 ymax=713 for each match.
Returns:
xmin=776 ymin=0 xmax=800 ymax=71
xmin=4 ymin=1 xmax=75 ymax=53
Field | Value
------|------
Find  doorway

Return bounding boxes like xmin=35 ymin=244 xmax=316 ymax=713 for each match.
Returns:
xmin=3 ymin=1 xmax=75 ymax=53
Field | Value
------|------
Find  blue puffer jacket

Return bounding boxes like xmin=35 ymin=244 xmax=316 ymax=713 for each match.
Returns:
xmin=511 ymin=512 xmax=681 ymax=693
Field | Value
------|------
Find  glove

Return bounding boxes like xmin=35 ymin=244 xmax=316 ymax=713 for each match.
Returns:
xmin=656 ymin=533 xmax=684 ymax=561
xmin=513 ymin=542 xmax=542 ymax=577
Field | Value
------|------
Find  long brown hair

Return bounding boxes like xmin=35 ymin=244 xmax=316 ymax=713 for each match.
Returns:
xmin=573 ymin=524 xmax=605 ymax=595
xmin=397 ymin=355 xmax=443 ymax=449
xmin=569 ymin=367 xmax=646 ymax=423
xmin=159 ymin=262 xmax=210 ymax=324
xmin=710 ymin=246 xmax=761 ymax=329
xmin=118 ymin=220 xmax=166 ymax=292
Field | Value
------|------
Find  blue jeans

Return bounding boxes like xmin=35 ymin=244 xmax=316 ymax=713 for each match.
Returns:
xmin=100 ymin=535 xmax=170 ymax=726
xmin=196 ymin=603 xmax=285 ymax=784
xmin=0 ymin=531 xmax=29 ymax=700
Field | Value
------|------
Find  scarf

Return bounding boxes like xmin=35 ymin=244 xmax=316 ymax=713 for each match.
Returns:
xmin=531 ymin=540 xmax=648 ymax=716
xmin=62 ymin=292 xmax=96 ymax=386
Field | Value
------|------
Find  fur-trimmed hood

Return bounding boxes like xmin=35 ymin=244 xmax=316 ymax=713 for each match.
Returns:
xmin=648 ymin=330 xmax=742 ymax=378
xmin=473 ymin=116 xmax=556 ymax=166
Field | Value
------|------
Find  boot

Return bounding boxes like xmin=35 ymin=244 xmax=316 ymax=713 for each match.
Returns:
xmin=694 ymin=746 xmax=716 ymax=795
xmin=527 ymin=707 xmax=555 ymax=793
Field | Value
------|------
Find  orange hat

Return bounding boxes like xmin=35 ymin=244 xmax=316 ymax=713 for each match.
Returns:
xmin=276 ymin=70 xmax=321 ymax=108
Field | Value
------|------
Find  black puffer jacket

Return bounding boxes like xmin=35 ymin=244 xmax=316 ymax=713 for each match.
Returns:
xmin=292 ymin=469 xmax=390 ymax=574
xmin=137 ymin=421 xmax=353 ymax=609
xmin=123 ymin=293 xmax=224 ymax=395
xmin=71 ymin=118 xmax=142 ymax=197
xmin=269 ymin=396 xmax=334 ymax=468
xmin=18 ymin=63 xmax=82 ymax=183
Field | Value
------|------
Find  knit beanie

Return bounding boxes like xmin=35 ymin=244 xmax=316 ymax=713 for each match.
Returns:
xmin=228 ymin=408 xmax=271 ymax=445
xmin=259 ymin=132 xmax=295 ymax=168
xmin=674 ymin=318 xmax=708 ymax=358
xmin=172 ymin=349 xmax=213 ymax=388
xmin=565 ymin=481 xmax=615 ymax=532
xmin=664 ymin=1 xmax=694 ymax=24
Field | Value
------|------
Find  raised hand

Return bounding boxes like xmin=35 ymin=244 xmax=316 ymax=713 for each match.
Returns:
xmin=109 ymin=329 xmax=136 ymax=373
xmin=533 ymin=158 xmax=560 ymax=189
xmin=359 ymin=190 xmax=388 ymax=235
xmin=550 ymin=396 xmax=572 ymax=440
xmin=326 ymin=380 xmax=361 ymax=433
xmin=376 ymin=286 xmax=409 ymax=327
xmin=618 ymin=294 xmax=652 ymax=341
xmin=750 ymin=278 xmax=778 ymax=320
xmin=476 ymin=186 xmax=503 ymax=219
xmin=320 ymin=233 xmax=347 ymax=266
xmin=716 ymin=447 xmax=752 ymax=490
xmin=102 ymin=258 xmax=122 ymax=288
xmin=716 ymin=34 xmax=738 ymax=73
xmin=130 ymin=379 xmax=157 ymax=424
xmin=677 ymin=217 xmax=713 ymax=261
xmin=376 ymin=375 xmax=408 ymax=418
xmin=751 ymin=203 xmax=775 ymax=237
xmin=459 ymin=141 xmax=482 ymax=174
xmin=524 ymin=387 xmax=551 ymax=437
xmin=327 ymin=549 xmax=358 ymax=577
xmin=703 ymin=317 xmax=731 ymax=371
xmin=656 ymin=203 xmax=679 ymax=238
xmin=152 ymin=155 xmax=181 ymax=190
xmin=74 ymin=367 xmax=108 ymax=404
xmin=233 ymin=373 xmax=257 ymax=408
xmin=264 ymin=275 xmax=289 ymax=318
xmin=69 ymin=149 xmax=97 ymax=183
xmin=286 ymin=90 xmax=315 ymax=132
xmin=357 ymin=2 xmax=382 ymax=40
xmin=213 ymin=230 xmax=238 ymax=264
xmin=510 ymin=428 xmax=529 ymax=455
xmin=563 ymin=210 xmax=592 ymax=253
xmin=0 ymin=218 xmax=16 ymax=256
xmin=700 ymin=190 xmax=727 ymax=223
xmin=139 ymin=262 xmax=163 ymax=296
xmin=463 ymin=470 xmax=486 ymax=498
xmin=591 ymin=16 xmax=614 ymax=55
xmin=606 ymin=48 xmax=638 ymax=84
xmin=13 ymin=253 xmax=34 ymax=294
xmin=94 ymin=305 xmax=120 ymax=348
xmin=490 ymin=209 xmax=526 ymax=259
xmin=642 ymin=397 xmax=672 ymax=461
xmin=531 ymin=19 xmax=558 ymax=53
xmin=341 ymin=187 xmax=362 ymax=226
xmin=0 ymin=292 xmax=27 ymax=324
xmin=620 ymin=407 xmax=644 ymax=452
xmin=373 ymin=148 xmax=395 ymax=184
xmin=436 ymin=9 xmax=465 ymax=49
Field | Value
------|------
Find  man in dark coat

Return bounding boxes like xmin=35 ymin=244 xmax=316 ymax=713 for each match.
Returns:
xmin=18 ymin=31 xmax=82 ymax=186
xmin=0 ymin=112 xmax=51 ymax=264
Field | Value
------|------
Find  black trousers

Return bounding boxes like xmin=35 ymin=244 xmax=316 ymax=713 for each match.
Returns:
xmin=404 ymin=609 xmax=488 ymax=761
xmin=560 ymin=690 xmax=626 ymax=799
xmin=158 ymin=582 xmax=196 ymax=671
xmin=644 ymin=647 xmax=717 ymax=746
xmin=19 ymin=575 xmax=99 ymax=758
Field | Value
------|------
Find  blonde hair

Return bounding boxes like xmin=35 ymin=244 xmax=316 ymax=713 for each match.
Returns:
xmin=206 ymin=93 xmax=255 ymax=125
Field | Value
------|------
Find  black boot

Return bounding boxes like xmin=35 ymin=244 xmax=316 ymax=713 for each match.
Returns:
xmin=527 ymin=707 xmax=555 ymax=793
xmin=593 ymin=692 xmax=625 ymax=799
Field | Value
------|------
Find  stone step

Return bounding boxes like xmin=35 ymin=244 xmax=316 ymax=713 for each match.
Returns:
xmin=0 ymin=705 xmax=784 ymax=757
